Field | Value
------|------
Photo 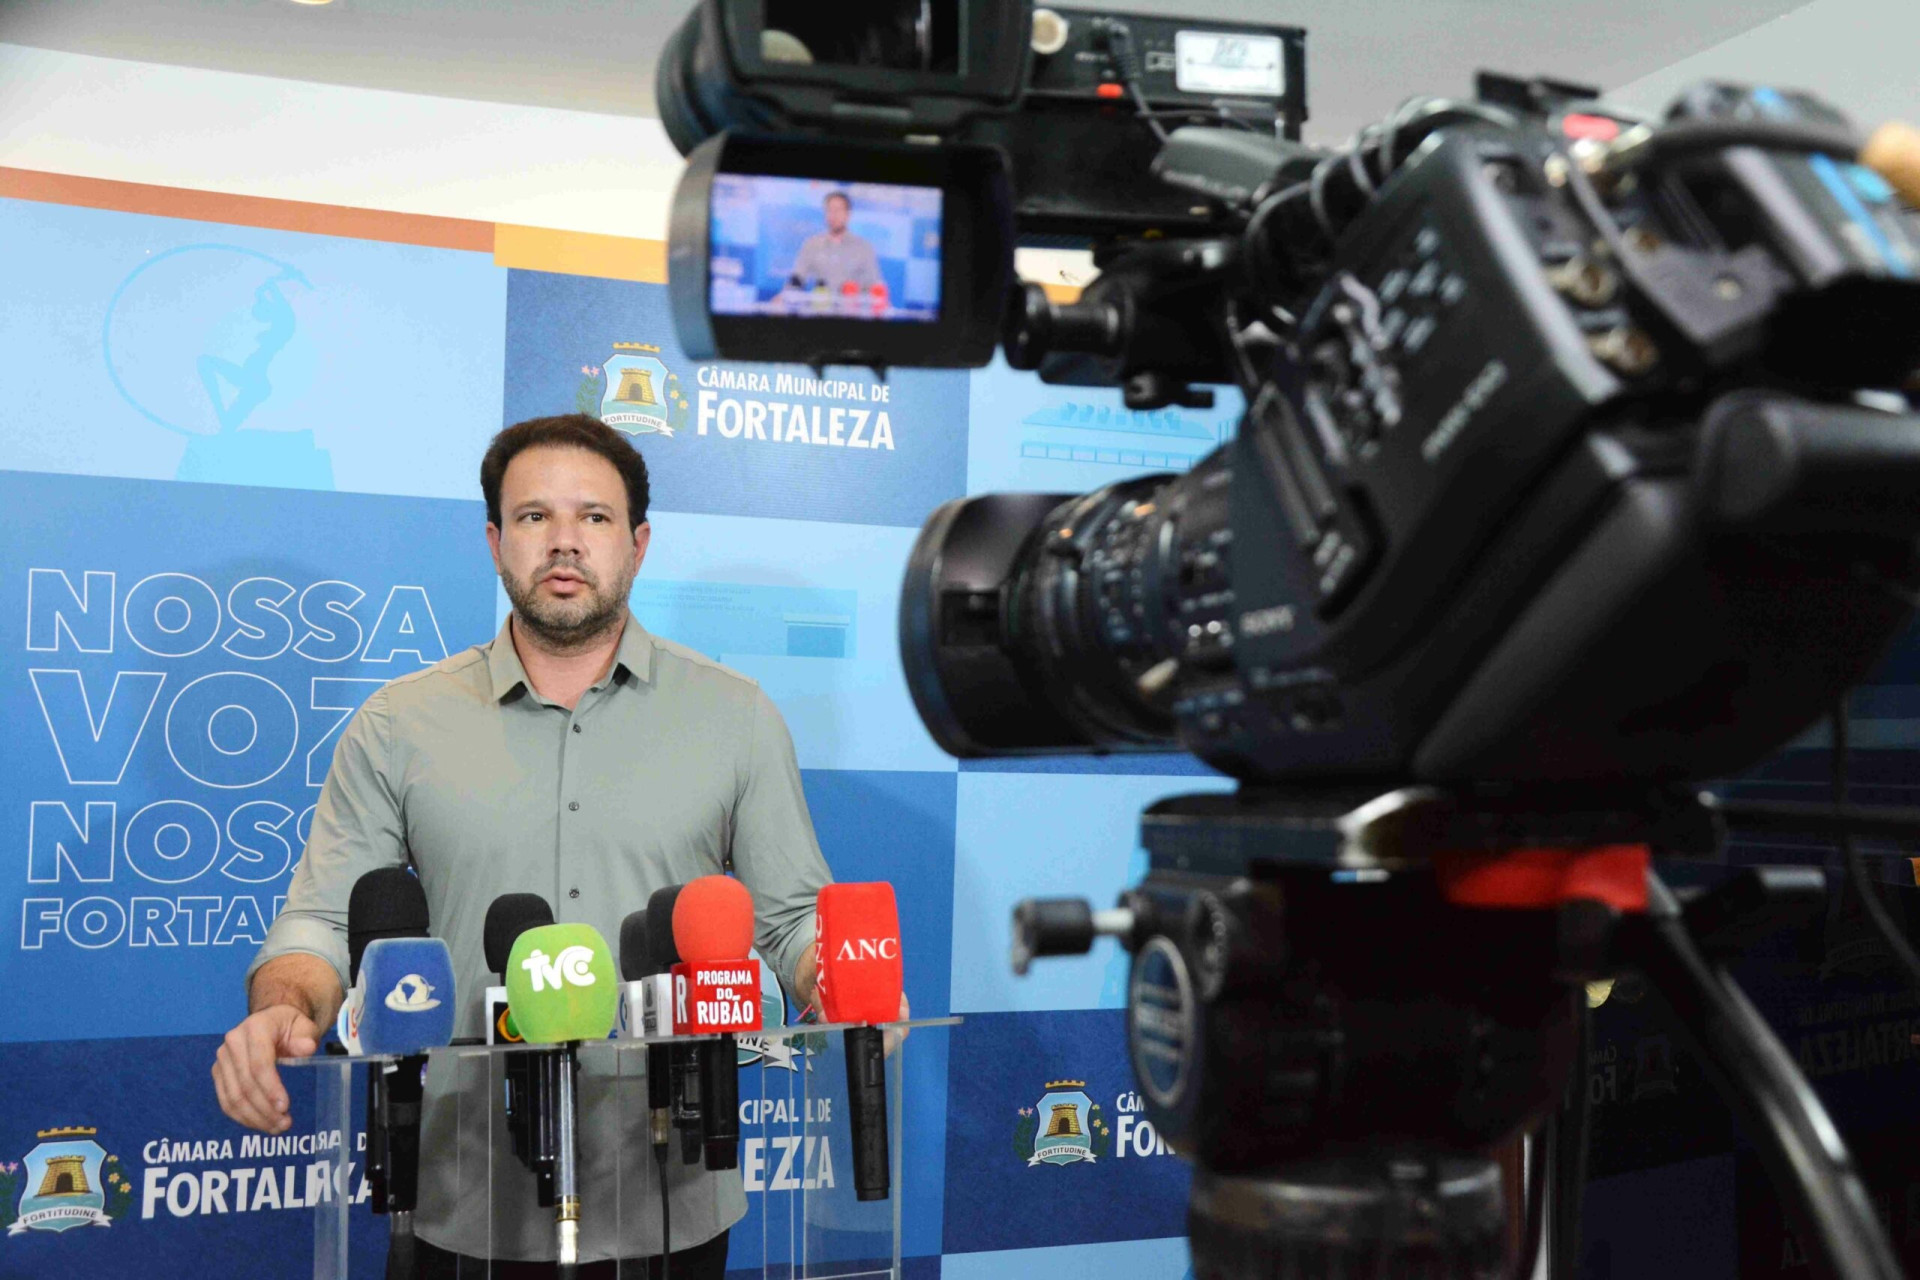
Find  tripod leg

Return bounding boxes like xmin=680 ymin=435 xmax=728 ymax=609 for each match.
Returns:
xmin=1632 ymin=874 xmax=1901 ymax=1280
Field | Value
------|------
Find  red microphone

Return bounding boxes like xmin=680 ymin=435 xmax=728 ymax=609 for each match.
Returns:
xmin=670 ymin=875 xmax=762 ymax=1035
xmin=816 ymin=882 xmax=904 ymax=1022
xmin=669 ymin=875 xmax=759 ymax=1172
xmin=815 ymin=882 xmax=904 ymax=1201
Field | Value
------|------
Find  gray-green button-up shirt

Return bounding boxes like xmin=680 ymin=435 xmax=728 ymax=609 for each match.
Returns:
xmin=248 ymin=613 xmax=832 ymax=1261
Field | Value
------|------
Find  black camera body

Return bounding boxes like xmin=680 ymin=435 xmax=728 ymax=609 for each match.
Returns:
xmin=906 ymin=101 xmax=1920 ymax=788
xmin=659 ymin=1 xmax=1306 ymax=238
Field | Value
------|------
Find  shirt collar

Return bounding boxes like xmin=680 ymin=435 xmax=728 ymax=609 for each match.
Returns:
xmin=486 ymin=612 xmax=656 ymax=703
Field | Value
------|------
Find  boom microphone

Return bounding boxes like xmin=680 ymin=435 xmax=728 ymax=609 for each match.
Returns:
xmin=816 ymin=882 xmax=904 ymax=1202
xmin=670 ymin=876 xmax=761 ymax=1171
xmin=504 ymin=922 xmax=617 ymax=1275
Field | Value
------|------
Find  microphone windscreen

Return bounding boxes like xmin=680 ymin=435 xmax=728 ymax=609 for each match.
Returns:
xmin=483 ymin=893 xmax=554 ymax=978
xmin=816 ymin=882 xmax=903 ymax=1025
xmin=357 ymin=937 xmax=458 ymax=1054
xmin=504 ymin=923 xmax=618 ymax=1044
xmin=619 ymin=911 xmax=655 ymax=982
xmin=348 ymin=868 xmax=429 ymax=985
xmin=672 ymin=875 xmax=755 ymax=963
xmin=646 ymin=886 xmax=684 ymax=971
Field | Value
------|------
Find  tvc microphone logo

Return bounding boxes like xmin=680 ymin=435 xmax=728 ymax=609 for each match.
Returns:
xmin=521 ymin=945 xmax=599 ymax=993
xmin=505 ymin=924 xmax=619 ymax=1043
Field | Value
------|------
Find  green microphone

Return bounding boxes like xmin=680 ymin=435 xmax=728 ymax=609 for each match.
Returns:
xmin=503 ymin=922 xmax=617 ymax=1276
xmin=505 ymin=923 xmax=619 ymax=1043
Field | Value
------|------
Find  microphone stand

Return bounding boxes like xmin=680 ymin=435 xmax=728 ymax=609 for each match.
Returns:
xmin=649 ymin=1040 xmax=674 ymax=1278
xmin=701 ymin=1035 xmax=741 ymax=1171
xmin=384 ymin=1054 xmax=426 ymax=1280
xmin=555 ymin=1042 xmax=582 ymax=1279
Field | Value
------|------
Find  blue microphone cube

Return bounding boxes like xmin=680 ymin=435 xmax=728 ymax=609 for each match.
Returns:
xmin=357 ymin=937 xmax=458 ymax=1054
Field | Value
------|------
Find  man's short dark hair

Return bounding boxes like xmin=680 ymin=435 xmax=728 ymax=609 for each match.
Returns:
xmin=480 ymin=414 xmax=651 ymax=532
xmin=825 ymin=190 xmax=852 ymax=209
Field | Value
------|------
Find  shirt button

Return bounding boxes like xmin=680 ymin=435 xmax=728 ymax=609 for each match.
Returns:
xmin=569 ymin=888 xmax=581 ymax=900
xmin=568 ymin=801 xmax=580 ymax=812
xmin=572 ymin=724 xmax=581 ymax=734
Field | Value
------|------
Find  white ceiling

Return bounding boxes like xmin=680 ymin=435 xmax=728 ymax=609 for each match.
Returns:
xmin=0 ymin=0 xmax=1816 ymax=144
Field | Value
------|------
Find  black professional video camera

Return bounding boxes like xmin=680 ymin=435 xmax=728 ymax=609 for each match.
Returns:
xmin=656 ymin=4 xmax=1920 ymax=1276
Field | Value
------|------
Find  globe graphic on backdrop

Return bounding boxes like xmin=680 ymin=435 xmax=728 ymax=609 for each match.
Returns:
xmin=103 ymin=243 xmax=334 ymax=489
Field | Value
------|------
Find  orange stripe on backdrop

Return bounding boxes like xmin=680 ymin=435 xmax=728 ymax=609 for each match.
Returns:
xmin=0 ymin=166 xmax=1073 ymax=299
xmin=0 ymin=167 xmax=494 ymax=253
xmin=492 ymin=224 xmax=668 ymax=283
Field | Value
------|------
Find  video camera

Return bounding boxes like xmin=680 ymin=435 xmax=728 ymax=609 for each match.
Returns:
xmin=657 ymin=3 xmax=1920 ymax=1276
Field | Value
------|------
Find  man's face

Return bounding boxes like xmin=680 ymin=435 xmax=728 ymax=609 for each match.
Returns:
xmin=825 ymin=195 xmax=850 ymax=235
xmin=486 ymin=445 xmax=650 ymax=649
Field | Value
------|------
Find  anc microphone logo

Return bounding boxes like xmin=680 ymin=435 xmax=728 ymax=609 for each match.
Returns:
xmin=832 ymin=936 xmax=900 ymax=962
xmin=520 ymin=945 xmax=598 ymax=993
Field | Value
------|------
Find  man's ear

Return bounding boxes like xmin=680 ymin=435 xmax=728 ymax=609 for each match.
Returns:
xmin=632 ymin=521 xmax=653 ymax=571
xmin=485 ymin=523 xmax=503 ymax=574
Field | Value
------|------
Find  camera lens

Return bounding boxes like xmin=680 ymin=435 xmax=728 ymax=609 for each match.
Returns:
xmin=899 ymin=475 xmax=1195 ymax=759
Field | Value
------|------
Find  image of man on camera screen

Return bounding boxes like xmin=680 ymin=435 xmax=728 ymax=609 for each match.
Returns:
xmin=787 ymin=189 xmax=882 ymax=298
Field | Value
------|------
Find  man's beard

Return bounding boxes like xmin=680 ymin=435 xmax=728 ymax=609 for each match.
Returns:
xmin=501 ymin=555 xmax=634 ymax=652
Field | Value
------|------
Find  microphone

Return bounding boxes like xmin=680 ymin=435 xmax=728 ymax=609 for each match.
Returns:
xmin=647 ymin=886 xmax=704 ymax=1166
xmin=357 ymin=937 xmax=457 ymax=1054
xmin=619 ymin=911 xmax=675 ymax=1269
xmin=482 ymin=894 xmax=555 ymax=1196
xmin=504 ymin=922 xmax=617 ymax=1275
xmin=358 ymin=935 xmax=454 ymax=1280
xmin=351 ymin=868 xmax=431 ymax=978
xmin=619 ymin=913 xmax=675 ymax=1151
xmin=669 ymin=876 xmax=760 ymax=1172
xmin=339 ymin=868 xmax=431 ymax=1053
xmin=346 ymin=868 xmax=434 ymax=1280
xmin=815 ymin=882 xmax=904 ymax=1202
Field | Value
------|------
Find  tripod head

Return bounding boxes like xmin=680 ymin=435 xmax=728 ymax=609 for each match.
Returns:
xmin=1016 ymin=787 xmax=1902 ymax=1280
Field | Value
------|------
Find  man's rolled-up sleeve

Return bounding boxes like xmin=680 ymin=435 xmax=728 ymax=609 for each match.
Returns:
xmin=246 ymin=686 xmax=407 ymax=997
xmin=730 ymin=687 xmax=832 ymax=999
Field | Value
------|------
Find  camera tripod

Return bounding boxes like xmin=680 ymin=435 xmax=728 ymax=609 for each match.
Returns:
xmin=1016 ymin=785 xmax=1912 ymax=1280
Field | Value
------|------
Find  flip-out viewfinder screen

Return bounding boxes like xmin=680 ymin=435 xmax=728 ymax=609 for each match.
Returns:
xmin=710 ymin=174 xmax=943 ymax=322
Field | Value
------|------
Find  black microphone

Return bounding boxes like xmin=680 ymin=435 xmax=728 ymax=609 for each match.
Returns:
xmin=620 ymin=910 xmax=675 ymax=1268
xmin=349 ymin=867 xmax=429 ymax=985
xmin=347 ymin=868 xmax=429 ymax=1280
xmin=482 ymin=893 xmax=557 ymax=1205
xmin=646 ymin=885 xmax=704 ymax=1166
xmin=619 ymin=912 xmax=675 ymax=1153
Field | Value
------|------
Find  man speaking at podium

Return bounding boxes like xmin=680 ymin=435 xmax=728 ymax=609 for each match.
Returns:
xmin=210 ymin=414 xmax=836 ymax=1277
